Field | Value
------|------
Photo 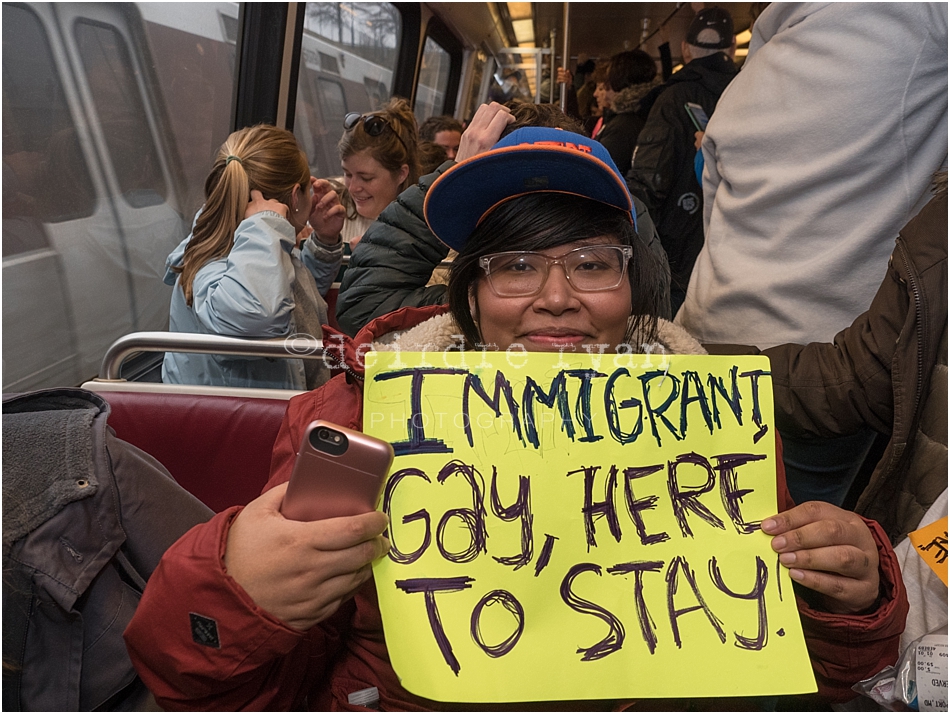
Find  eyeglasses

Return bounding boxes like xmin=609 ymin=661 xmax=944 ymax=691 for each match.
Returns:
xmin=478 ymin=245 xmax=633 ymax=297
xmin=343 ymin=112 xmax=409 ymax=154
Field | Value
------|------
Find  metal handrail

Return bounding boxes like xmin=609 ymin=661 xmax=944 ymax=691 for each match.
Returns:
xmin=338 ymin=256 xmax=454 ymax=269
xmin=98 ymin=332 xmax=325 ymax=381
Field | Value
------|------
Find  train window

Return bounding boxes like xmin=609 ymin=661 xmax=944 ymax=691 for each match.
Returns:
xmin=463 ymin=49 xmax=491 ymax=120
xmin=318 ymin=78 xmax=348 ymax=128
xmin=318 ymin=51 xmax=340 ymax=74
xmin=136 ymin=3 xmax=238 ymax=218
xmin=75 ymin=20 xmax=167 ymax=208
xmin=294 ymin=2 xmax=401 ymax=179
xmin=414 ymin=35 xmax=451 ymax=124
xmin=2 ymin=3 xmax=95 ymax=238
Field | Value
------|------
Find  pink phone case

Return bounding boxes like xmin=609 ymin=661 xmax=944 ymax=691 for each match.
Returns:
xmin=280 ymin=420 xmax=394 ymax=521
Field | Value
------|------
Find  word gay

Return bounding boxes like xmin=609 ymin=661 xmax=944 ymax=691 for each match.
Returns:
xmin=383 ymin=451 xmax=766 ymax=569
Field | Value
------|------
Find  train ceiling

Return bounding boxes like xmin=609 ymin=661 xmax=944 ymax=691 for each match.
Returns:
xmin=430 ymin=2 xmax=759 ymax=66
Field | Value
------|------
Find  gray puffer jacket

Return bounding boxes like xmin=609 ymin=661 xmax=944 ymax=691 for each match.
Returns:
xmin=336 ymin=163 xmax=673 ymax=337
xmin=2 ymin=389 xmax=213 ymax=710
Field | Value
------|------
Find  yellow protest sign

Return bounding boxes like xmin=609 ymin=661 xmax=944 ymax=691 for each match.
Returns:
xmin=909 ymin=516 xmax=949 ymax=586
xmin=365 ymin=351 xmax=816 ymax=703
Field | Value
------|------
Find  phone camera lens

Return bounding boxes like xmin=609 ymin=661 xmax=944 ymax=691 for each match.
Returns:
xmin=318 ymin=429 xmax=329 ymax=440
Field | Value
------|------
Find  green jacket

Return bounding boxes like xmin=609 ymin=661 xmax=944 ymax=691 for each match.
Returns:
xmin=337 ymin=163 xmax=673 ymax=337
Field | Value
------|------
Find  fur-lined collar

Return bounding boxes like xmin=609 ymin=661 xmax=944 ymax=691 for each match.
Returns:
xmin=373 ymin=311 xmax=707 ymax=356
xmin=610 ymin=76 xmax=663 ymax=115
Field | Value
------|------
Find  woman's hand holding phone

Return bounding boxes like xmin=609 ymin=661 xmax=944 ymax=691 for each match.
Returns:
xmin=223 ymin=482 xmax=390 ymax=632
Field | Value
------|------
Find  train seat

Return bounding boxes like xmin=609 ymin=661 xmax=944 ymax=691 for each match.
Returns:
xmin=96 ymin=389 xmax=289 ymax=512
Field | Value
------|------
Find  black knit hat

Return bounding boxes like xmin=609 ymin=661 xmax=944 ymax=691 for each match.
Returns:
xmin=684 ymin=7 xmax=734 ymax=49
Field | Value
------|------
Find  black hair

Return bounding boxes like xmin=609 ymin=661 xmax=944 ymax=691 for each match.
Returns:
xmin=419 ymin=115 xmax=464 ymax=142
xmin=447 ymin=193 xmax=663 ymax=348
xmin=606 ymin=49 xmax=656 ymax=92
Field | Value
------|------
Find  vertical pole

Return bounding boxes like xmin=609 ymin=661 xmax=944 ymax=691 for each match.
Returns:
xmin=559 ymin=2 xmax=571 ymax=112
xmin=549 ymin=31 xmax=556 ymax=103
xmin=535 ymin=50 xmax=542 ymax=103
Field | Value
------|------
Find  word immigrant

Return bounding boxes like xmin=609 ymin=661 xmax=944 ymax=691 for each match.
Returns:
xmin=365 ymin=352 xmax=817 ymax=703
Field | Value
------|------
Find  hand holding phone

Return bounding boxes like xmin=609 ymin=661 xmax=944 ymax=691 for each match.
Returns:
xmin=280 ymin=420 xmax=394 ymax=522
xmin=225 ymin=482 xmax=390 ymax=631
xmin=685 ymin=102 xmax=709 ymax=131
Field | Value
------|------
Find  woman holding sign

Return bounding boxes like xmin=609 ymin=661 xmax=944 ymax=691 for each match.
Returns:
xmin=126 ymin=107 xmax=907 ymax=711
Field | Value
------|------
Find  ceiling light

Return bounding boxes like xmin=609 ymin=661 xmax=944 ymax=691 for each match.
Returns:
xmin=512 ymin=18 xmax=534 ymax=44
xmin=735 ymin=29 xmax=752 ymax=45
xmin=507 ymin=2 xmax=532 ymax=21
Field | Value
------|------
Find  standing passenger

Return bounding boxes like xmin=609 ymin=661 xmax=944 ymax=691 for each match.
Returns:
xmin=595 ymin=49 xmax=661 ymax=175
xmin=626 ymin=6 xmax=738 ymax=315
xmin=677 ymin=2 xmax=948 ymax=505
xmin=418 ymin=115 xmax=463 ymax=160
xmin=162 ymin=124 xmax=344 ymax=390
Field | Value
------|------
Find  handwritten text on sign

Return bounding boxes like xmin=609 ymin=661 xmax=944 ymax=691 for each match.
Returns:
xmin=365 ymin=352 xmax=816 ymax=702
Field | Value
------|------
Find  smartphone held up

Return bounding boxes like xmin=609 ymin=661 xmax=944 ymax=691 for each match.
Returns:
xmin=280 ymin=420 xmax=394 ymax=522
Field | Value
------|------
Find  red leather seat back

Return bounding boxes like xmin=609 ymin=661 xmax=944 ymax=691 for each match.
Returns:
xmin=103 ymin=391 xmax=288 ymax=512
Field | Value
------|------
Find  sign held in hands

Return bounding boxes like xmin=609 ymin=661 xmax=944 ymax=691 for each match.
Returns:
xmin=365 ymin=350 xmax=817 ymax=702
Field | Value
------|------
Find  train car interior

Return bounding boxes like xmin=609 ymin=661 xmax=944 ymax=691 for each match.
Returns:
xmin=3 ymin=1 xmax=759 ymax=510
xmin=4 ymin=3 xmax=946 ymax=712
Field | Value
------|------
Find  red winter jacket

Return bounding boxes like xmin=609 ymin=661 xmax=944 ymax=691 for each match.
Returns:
xmin=125 ymin=305 xmax=908 ymax=711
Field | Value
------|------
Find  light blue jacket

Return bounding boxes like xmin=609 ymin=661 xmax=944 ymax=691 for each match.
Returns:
xmin=161 ymin=211 xmax=341 ymax=389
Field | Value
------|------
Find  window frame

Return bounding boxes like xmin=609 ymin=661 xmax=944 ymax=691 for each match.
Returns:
xmin=417 ymin=13 xmax=462 ymax=116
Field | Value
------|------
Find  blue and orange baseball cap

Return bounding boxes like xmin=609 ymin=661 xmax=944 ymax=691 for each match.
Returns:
xmin=424 ymin=127 xmax=635 ymax=251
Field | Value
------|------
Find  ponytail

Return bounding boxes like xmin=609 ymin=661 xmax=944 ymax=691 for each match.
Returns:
xmin=175 ymin=125 xmax=309 ymax=305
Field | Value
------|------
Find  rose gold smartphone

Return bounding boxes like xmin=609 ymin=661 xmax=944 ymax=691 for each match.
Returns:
xmin=279 ymin=420 xmax=394 ymax=521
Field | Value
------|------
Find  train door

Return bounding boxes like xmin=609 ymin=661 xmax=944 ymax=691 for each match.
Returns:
xmin=53 ymin=2 xmax=185 ymax=362
xmin=3 ymin=3 xmax=92 ymax=389
xmin=2 ymin=2 xmax=185 ymax=392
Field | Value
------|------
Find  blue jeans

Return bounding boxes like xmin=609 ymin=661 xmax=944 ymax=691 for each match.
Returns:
xmin=779 ymin=428 xmax=877 ymax=506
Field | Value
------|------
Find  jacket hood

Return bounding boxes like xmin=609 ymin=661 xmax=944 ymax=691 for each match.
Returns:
xmin=610 ymin=76 xmax=663 ymax=115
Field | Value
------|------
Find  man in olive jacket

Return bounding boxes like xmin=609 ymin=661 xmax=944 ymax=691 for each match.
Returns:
xmin=764 ymin=174 xmax=947 ymax=543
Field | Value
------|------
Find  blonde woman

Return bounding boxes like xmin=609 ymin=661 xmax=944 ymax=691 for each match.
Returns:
xmin=163 ymin=124 xmax=344 ymax=390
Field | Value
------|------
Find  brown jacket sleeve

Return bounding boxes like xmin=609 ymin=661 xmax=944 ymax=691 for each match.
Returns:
xmin=761 ymin=192 xmax=949 ymax=439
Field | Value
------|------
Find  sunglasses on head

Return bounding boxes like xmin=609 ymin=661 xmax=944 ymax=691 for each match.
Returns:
xmin=343 ymin=112 xmax=409 ymax=153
